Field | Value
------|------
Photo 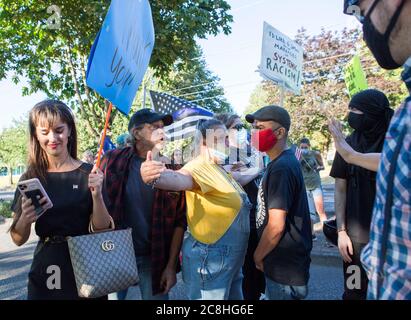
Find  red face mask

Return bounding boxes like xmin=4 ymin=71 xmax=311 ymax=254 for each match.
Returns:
xmin=251 ymin=128 xmax=279 ymax=152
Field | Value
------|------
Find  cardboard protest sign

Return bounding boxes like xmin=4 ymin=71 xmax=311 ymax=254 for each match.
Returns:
xmin=259 ymin=22 xmax=304 ymax=95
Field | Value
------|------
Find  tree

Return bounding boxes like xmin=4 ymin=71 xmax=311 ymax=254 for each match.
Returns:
xmin=77 ymin=50 xmax=232 ymax=154
xmin=0 ymin=0 xmax=233 ymax=137
xmin=244 ymin=82 xmax=271 ymax=115
xmin=0 ymin=119 xmax=28 ymax=185
xmin=163 ymin=45 xmax=232 ymax=114
xmin=246 ymin=27 xmax=408 ymax=153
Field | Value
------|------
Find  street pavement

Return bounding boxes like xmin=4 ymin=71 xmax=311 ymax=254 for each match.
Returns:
xmin=0 ymin=191 xmax=14 ymax=201
xmin=0 ymin=184 xmax=343 ymax=300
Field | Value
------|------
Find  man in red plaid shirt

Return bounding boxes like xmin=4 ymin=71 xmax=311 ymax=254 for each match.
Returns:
xmin=100 ymin=108 xmax=186 ymax=300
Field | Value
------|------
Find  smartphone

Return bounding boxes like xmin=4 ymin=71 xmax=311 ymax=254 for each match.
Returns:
xmin=17 ymin=178 xmax=53 ymax=218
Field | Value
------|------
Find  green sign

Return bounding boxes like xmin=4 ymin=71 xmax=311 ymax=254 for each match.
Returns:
xmin=344 ymin=55 xmax=368 ymax=97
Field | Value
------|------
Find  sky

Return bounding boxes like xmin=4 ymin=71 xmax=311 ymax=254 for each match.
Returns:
xmin=0 ymin=0 xmax=358 ymax=130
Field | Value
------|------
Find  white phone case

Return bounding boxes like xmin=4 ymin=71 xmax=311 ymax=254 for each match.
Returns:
xmin=17 ymin=178 xmax=53 ymax=218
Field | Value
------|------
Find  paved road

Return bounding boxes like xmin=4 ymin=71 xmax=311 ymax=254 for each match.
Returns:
xmin=0 ymin=191 xmax=14 ymax=201
xmin=0 ymin=239 xmax=343 ymax=300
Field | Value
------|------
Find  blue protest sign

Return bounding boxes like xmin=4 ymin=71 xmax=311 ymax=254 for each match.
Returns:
xmin=86 ymin=0 xmax=155 ymax=115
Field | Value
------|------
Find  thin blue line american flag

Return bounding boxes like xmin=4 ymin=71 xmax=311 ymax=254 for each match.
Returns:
xmin=149 ymin=90 xmax=201 ymax=115
xmin=149 ymin=90 xmax=213 ymax=141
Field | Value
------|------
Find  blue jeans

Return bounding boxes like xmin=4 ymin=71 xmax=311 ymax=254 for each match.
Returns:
xmin=108 ymin=256 xmax=169 ymax=300
xmin=265 ymin=277 xmax=308 ymax=300
xmin=182 ymin=197 xmax=251 ymax=300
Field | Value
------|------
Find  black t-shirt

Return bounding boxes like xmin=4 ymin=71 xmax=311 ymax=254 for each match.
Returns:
xmin=11 ymin=163 xmax=93 ymax=237
xmin=256 ymin=149 xmax=312 ymax=286
xmin=330 ymin=138 xmax=377 ymax=244
xmin=10 ymin=163 xmax=99 ymax=300
xmin=124 ymin=155 xmax=154 ymax=256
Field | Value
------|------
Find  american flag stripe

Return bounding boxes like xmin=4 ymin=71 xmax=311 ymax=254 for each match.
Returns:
xmin=295 ymin=147 xmax=303 ymax=161
xmin=166 ymin=116 xmax=213 ymax=140
xmin=167 ymin=125 xmax=198 ymax=140
xmin=150 ymin=90 xmax=201 ymax=116
xmin=165 ymin=115 xmax=212 ymax=133
xmin=149 ymin=90 xmax=214 ymax=141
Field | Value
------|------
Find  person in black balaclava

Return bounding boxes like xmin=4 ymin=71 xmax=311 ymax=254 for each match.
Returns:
xmin=330 ymin=89 xmax=393 ymax=300
xmin=338 ymin=0 xmax=410 ymax=300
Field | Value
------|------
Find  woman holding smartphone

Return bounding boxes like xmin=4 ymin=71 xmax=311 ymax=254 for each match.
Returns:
xmin=9 ymin=100 xmax=113 ymax=300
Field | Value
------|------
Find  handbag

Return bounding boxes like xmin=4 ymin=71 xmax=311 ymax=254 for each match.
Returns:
xmin=322 ymin=218 xmax=338 ymax=247
xmin=67 ymin=223 xmax=139 ymax=298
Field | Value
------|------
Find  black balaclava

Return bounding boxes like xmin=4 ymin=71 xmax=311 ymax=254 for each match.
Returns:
xmin=348 ymin=89 xmax=394 ymax=153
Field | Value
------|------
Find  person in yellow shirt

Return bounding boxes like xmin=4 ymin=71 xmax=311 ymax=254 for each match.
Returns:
xmin=141 ymin=119 xmax=260 ymax=300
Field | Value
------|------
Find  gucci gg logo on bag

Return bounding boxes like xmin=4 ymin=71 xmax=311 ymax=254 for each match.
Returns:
xmin=101 ymin=240 xmax=115 ymax=252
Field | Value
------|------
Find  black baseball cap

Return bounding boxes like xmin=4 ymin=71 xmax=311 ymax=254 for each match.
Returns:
xmin=245 ymin=105 xmax=291 ymax=131
xmin=128 ymin=108 xmax=173 ymax=131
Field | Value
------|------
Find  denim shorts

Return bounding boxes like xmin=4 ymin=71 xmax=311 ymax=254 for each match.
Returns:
xmin=306 ymin=186 xmax=323 ymax=215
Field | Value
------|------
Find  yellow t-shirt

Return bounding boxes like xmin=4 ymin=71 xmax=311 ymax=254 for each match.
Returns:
xmin=183 ymin=156 xmax=244 ymax=244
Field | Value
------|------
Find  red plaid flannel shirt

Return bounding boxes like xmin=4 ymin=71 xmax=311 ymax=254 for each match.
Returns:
xmin=99 ymin=147 xmax=187 ymax=295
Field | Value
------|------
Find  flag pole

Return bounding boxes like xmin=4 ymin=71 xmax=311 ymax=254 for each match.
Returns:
xmin=96 ymin=100 xmax=113 ymax=168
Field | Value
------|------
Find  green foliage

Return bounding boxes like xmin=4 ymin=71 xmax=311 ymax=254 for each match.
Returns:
xmin=0 ymin=119 xmax=28 ymax=168
xmin=0 ymin=199 xmax=13 ymax=218
xmin=0 ymin=118 xmax=28 ymax=185
xmin=246 ymin=27 xmax=409 ymax=154
xmin=150 ymin=0 xmax=233 ymax=79
xmin=244 ymin=83 xmax=271 ymax=115
xmin=0 ymin=0 xmax=233 ymax=140
xmin=162 ymin=45 xmax=232 ymax=114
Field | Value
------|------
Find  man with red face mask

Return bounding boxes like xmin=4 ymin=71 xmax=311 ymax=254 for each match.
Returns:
xmin=246 ymin=106 xmax=312 ymax=300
